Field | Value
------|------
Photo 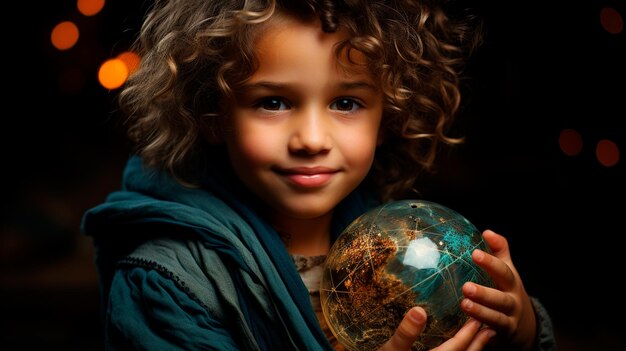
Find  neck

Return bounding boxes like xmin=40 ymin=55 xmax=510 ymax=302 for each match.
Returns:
xmin=272 ymin=212 xmax=333 ymax=256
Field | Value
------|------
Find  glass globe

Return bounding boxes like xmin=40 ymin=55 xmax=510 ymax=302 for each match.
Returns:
xmin=320 ymin=199 xmax=495 ymax=351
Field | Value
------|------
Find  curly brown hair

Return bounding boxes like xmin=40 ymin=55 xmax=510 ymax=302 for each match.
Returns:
xmin=119 ymin=0 xmax=481 ymax=202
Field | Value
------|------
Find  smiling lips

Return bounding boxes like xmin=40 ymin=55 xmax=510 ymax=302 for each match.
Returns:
xmin=275 ymin=166 xmax=338 ymax=188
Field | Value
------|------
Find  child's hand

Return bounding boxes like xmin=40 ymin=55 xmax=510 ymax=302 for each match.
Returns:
xmin=377 ymin=306 xmax=494 ymax=351
xmin=461 ymin=230 xmax=537 ymax=350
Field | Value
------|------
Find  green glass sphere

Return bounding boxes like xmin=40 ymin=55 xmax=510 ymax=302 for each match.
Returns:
xmin=321 ymin=200 xmax=495 ymax=351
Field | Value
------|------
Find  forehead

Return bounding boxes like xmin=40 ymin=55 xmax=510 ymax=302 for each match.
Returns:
xmin=252 ymin=16 xmax=372 ymax=80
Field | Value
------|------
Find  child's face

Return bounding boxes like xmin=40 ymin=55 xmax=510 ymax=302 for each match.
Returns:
xmin=223 ymin=17 xmax=383 ymax=222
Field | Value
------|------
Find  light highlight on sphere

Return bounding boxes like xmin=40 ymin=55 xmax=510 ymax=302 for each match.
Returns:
xmin=600 ymin=7 xmax=624 ymax=34
xmin=77 ymin=0 xmax=106 ymax=16
xmin=596 ymin=139 xmax=620 ymax=167
xmin=98 ymin=58 xmax=128 ymax=90
xmin=51 ymin=21 xmax=79 ymax=50
xmin=559 ymin=128 xmax=583 ymax=156
xmin=403 ymin=237 xmax=440 ymax=269
xmin=117 ymin=51 xmax=141 ymax=75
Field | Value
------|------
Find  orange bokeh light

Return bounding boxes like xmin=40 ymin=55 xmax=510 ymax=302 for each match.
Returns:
xmin=77 ymin=0 xmax=106 ymax=16
xmin=51 ymin=21 xmax=79 ymax=50
xmin=596 ymin=139 xmax=620 ymax=167
xmin=600 ymin=7 xmax=624 ymax=34
xmin=117 ymin=51 xmax=141 ymax=75
xmin=98 ymin=58 xmax=128 ymax=90
xmin=559 ymin=128 xmax=583 ymax=156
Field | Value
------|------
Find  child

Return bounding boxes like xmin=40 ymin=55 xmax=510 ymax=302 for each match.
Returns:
xmin=82 ymin=0 xmax=555 ymax=350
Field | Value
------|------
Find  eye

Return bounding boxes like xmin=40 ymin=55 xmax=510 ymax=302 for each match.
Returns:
xmin=257 ymin=97 xmax=290 ymax=111
xmin=330 ymin=98 xmax=362 ymax=113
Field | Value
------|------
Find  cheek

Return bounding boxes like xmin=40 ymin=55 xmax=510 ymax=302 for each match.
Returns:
xmin=227 ymin=126 xmax=278 ymax=167
xmin=339 ymin=129 xmax=379 ymax=166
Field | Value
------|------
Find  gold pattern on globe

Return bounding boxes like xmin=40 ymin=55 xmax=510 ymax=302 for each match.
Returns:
xmin=321 ymin=200 xmax=495 ymax=351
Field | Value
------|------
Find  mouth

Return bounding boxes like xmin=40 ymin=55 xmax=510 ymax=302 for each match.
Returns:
xmin=274 ymin=166 xmax=339 ymax=188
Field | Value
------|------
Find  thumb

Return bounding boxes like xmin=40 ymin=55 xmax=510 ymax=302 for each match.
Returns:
xmin=378 ymin=306 xmax=427 ymax=351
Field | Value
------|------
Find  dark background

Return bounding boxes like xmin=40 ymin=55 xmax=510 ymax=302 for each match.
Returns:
xmin=1 ymin=0 xmax=624 ymax=350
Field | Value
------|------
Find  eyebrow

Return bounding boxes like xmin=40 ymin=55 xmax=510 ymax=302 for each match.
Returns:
xmin=338 ymin=81 xmax=378 ymax=91
xmin=241 ymin=80 xmax=378 ymax=92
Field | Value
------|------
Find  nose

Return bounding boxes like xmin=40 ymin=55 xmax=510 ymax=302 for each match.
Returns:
xmin=288 ymin=106 xmax=332 ymax=155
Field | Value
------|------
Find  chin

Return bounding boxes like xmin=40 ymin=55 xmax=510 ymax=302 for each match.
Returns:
xmin=284 ymin=207 xmax=332 ymax=220
xmin=276 ymin=200 xmax=336 ymax=220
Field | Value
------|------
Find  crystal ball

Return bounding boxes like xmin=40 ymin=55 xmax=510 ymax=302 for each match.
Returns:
xmin=320 ymin=199 xmax=495 ymax=351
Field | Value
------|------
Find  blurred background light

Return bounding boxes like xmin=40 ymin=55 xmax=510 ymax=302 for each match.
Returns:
xmin=600 ymin=7 xmax=624 ymax=34
xmin=559 ymin=128 xmax=583 ymax=156
xmin=51 ymin=21 xmax=79 ymax=50
xmin=98 ymin=58 xmax=128 ymax=90
xmin=77 ymin=0 xmax=106 ymax=17
xmin=117 ymin=51 xmax=141 ymax=75
xmin=596 ymin=139 xmax=620 ymax=167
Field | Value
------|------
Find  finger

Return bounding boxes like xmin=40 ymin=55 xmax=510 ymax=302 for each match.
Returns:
xmin=482 ymin=230 xmax=509 ymax=259
xmin=461 ymin=297 xmax=511 ymax=330
xmin=432 ymin=318 xmax=482 ymax=350
xmin=465 ymin=328 xmax=496 ymax=351
xmin=472 ymin=249 xmax=516 ymax=290
xmin=449 ymin=318 xmax=482 ymax=341
xmin=463 ymin=281 xmax=516 ymax=315
xmin=379 ymin=307 xmax=426 ymax=351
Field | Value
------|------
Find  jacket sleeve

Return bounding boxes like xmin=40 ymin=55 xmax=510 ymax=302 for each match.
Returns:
xmin=105 ymin=266 xmax=241 ymax=351
xmin=530 ymin=297 xmax=557 ymax=351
